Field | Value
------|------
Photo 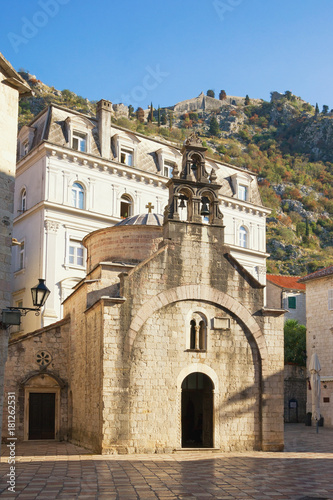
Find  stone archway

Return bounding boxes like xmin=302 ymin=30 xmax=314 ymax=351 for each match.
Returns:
xmin=126 ymin=284 xmax=268 ymax=363
xmin=23 ymin=373 xmax=62 ymax=441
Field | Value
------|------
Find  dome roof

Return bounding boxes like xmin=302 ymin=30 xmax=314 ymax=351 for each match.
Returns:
xmin=115 ymin=213 xmax=164 ymax=227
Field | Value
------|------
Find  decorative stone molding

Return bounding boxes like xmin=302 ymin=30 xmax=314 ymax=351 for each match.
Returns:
xmin=44 ymin=220 xmax=60 ymax=233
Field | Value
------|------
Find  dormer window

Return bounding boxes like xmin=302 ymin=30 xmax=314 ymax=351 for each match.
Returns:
xmin=231 ymin=173 xmax=252 ymax=202
xmin=120 ymin=148 xmax=134 ymax=166
xmin=164 ymin=161 xmax=175 ymax=178
xmin=72 ymin=131 xmax=87 ymax=152
xmin=238 ymin=185 xmax=248 ymax=201
xmin=23 ymin=141 xmax=29 ymax=156
xmin=156 ymin=147 xmax=181 ymax=177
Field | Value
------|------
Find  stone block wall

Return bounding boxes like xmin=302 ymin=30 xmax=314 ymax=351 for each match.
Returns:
xmin=64 ymin=279 xmax=104 ymax=452
xmin=306 ymin=276 xmax=333 ymax=427
xmin=98 ymin=221 xmax=285 ymax=453
xmin=2 ymin=319 xmax=70 ymax=442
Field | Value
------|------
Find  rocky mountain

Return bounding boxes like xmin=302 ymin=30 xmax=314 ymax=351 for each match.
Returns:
xmin=17 ymin=72 xmax=333 ymax=275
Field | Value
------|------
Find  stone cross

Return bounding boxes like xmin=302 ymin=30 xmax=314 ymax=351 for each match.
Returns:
xmin=146 ymin=202 xmax=154 ymax=214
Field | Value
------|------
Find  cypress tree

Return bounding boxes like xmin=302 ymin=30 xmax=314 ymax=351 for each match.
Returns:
xmin=209 ymin=115 xmax=220 ymax=136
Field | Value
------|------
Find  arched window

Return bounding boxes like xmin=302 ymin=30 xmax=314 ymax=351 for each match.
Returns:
xmin=120 ymin=194 xmax=133 ymax=218
xmin=72 ymin=182 xmax=84 ymax=209
xmin=21 ymin=188 xmax=27 ymax=212
xmin=239 ymin=226 xmax=248 ymax=248
xmin=188 ymin=313 xmax=207 ymax=351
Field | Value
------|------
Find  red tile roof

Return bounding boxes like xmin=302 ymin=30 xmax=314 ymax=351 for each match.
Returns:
xmin=266 ymin=274 xmax=306 ymax=291
xmin=298 ymin=265 xmax=333 ymax=283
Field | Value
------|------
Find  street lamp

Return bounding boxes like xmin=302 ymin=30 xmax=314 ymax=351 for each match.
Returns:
xmin=1 ymin=279 xmax=50 ymax=329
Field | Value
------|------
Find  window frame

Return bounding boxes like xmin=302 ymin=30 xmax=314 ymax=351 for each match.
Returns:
xmin=18 ymin=240 xmax=25 ymax=271
xmin=238 ymin=184 xmax=248 ymax=201
xmin=71 ymin=182 xmax=85 ymax=210
xmin=239 ymin=225 xmax=248 ymax=248
xmin=163 ymin=160 xmax=175 ymax=178
xmin=21 ymin=188 xmax=27 ymax=213
xmin=120 ymin=148 xmax=134 ymax=167
xmin=120 ymin=194 xmax=133 ymax=219
xmin=72 ymin=131 xmax=87 ymax=152
xmin=68 ymin=239 xmax=85 ymax=268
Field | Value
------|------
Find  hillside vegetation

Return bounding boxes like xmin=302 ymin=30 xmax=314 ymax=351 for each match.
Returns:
xmin=17 ymin=72 xmax=333 ymax=275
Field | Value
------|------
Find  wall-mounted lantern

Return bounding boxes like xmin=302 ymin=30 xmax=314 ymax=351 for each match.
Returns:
xmin=1 ymin=279 xmax=50 ymax=329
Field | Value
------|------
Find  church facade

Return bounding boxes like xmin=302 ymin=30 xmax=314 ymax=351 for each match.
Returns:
xmin=3 ymin=135 xmax=285 ymax=453
xmin=12 ymin=100 xmax=268 ymax=337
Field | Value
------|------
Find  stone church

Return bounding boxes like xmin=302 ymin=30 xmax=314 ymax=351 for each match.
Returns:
xmin=3 ymin=135 xmax=284 ymax=453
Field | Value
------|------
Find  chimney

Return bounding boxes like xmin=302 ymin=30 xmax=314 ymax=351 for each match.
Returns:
xmin=96 ymin=99 xmax=112 ymax=159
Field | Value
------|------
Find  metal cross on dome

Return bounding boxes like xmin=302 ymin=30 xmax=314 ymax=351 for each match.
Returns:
xmin=146 ymin=202 xmax=154 ymax=213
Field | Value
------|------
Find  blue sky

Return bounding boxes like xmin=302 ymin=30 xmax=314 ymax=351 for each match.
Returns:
xmin=1 ymin=0 xmax=332 ymax=110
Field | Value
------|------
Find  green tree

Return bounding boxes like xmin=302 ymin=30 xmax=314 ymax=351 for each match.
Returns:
xmin=284 ymin=319 xmax=306 ymax=366
xmin=136 ymin=107 xmax=145 ymax=123
xmin=284 ymin=90 xmax=292 ymax=101
xmin=168 ymin=112 xmax=173 ymax=129
xmin=161 ymin=110 xmax=167 ymax=125
xmin=322 ymin=104 xmax=329 ymax=115
xmin=209 ymin=115 xmax=220 ymax=136
xmin=158 ymin=106 xmax=161 ymax=127
xmin=244 ymin=94 xmax=250 ymax=105
xmin=128 ymin=105 xmax=134 ymax=117
xmin=305 ymin=217 xmax=310 ymax=237
xmin=207 ymin=89 xmax=215 ymax=98
xmin=219 ymin=90 xmax=227 ymax=100
xmin=315 ymin=102 xmax=319 ymax=115
xmin=147 ymin=102 xmax=154 ymax=122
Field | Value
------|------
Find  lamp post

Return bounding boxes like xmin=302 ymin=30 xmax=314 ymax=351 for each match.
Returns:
xmin=1 ymin=279 xmax=50 ymax=329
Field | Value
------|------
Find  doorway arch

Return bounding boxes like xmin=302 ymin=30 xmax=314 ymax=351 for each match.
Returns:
xmin=181 ymin=372 xmax=214 ymax=448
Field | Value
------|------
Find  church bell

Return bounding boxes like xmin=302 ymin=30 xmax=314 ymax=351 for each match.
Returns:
xmin=200 ymin=197 xmax=210 ymax=216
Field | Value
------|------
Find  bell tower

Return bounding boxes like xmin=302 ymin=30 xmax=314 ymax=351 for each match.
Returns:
xmin=165 ymin=133 xmax=223 ymax=226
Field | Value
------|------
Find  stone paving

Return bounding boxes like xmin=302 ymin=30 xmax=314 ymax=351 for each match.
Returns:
xmin=1 ymin=424 xmax=333 ymax=499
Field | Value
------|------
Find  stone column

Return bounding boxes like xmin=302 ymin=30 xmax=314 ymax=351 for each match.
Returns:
xmin=43 ymin=220 xmax=60 ymax=326
xmin=260 ymin=311 xmax=285 ymax=451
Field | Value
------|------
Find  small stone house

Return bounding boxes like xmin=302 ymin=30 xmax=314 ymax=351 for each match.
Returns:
xmin=3 ymin=136 xmax=285 ymax=453
xmin=299 ymin=267 xmax=333 ymax=427
xmin=266 ymin=274 xmax=306 ymax=325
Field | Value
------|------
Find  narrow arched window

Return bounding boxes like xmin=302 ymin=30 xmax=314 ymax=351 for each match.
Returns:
xmin=188 ymin=314 xmax=207 ymax=351
xmin=190 ymin=320 xmax=196 ymax=349
xmin=72 ymin=182 xmax=84 ymax=209
xmin=199 ymin=321 xmax=206 ymax=350
xmin=239 ymin=226 xmax=248 ymax=248
xmin=21 ymin=188 xmax=27 ymax=212
xmin=120 ymin=194 xmax=133 ymax=218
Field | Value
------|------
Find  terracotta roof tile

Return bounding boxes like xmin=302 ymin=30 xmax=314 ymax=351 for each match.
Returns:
xmin=298 ymin=265 xmax=333 ymax=283
xmin=266 ymin=274 xmax=306 ymax=291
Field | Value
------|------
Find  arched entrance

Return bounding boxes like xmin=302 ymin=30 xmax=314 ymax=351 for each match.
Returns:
xmin=23 ymin=373 xmax=62 ymax=441
xmin=181 ymin=372 xmax=214 ymax=448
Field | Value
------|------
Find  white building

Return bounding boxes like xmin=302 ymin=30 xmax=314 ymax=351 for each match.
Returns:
xmin=13 ymin=100 xmax=269 ymax=335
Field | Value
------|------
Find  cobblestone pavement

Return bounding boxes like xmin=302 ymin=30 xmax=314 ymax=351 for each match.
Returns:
xmin=1 ymin=424 xmax=333 ymax=499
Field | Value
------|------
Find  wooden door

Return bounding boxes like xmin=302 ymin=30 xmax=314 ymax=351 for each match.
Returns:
xmin=29 ymin=393 xmax=55 ymax=440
